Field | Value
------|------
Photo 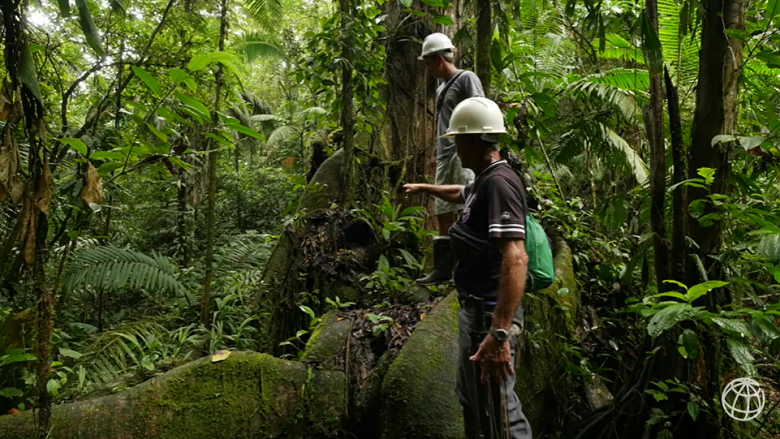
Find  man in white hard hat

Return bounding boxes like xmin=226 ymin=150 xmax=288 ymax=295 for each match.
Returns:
xmin=415 ymin=32 xmax=484 ymax=286
xmin=404 ymin=97 xmax=532 ymax=438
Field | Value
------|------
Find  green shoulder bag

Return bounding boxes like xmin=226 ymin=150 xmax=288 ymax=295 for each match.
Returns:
xmin=525 ymin=214 xmax=554 ymax=292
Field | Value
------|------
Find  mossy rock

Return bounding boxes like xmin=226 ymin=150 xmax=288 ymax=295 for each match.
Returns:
xmin=0 ymin=352 xmax=346 ymax=439
xmin=380 ymin=292 xmax=463 ymax=439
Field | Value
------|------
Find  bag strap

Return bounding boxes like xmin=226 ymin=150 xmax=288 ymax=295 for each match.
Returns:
xmin=434 ymin=70 xmax=466 ymax=128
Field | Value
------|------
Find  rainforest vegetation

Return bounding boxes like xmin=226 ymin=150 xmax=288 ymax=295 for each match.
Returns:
xmin=1 ymin=0 xmax=780 ymax=437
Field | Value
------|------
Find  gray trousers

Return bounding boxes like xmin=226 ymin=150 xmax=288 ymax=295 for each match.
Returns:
xmin=456 ymin=306 xmax=532 ymax=439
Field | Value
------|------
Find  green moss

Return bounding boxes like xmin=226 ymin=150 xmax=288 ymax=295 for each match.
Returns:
xmin=0 ymin=352 xmax=346 ymax=439
xmin=380 ymin=292 xmax=463 ymax=439
xmin=301 ymin=312 xmax=352 ymax=370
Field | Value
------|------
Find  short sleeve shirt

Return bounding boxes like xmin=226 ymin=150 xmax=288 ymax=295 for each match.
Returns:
xmin=449 ymin=160 xmax=528 ymax=301
xmin=435 ymin=70 xmax=484 ymax=158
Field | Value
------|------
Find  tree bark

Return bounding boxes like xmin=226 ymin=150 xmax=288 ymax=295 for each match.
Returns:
xmin=644 ymin=1 xmax=669 ymax=289
xmin=686 ymin=0 xmax=743 ymax=436
xmin=201 ymin=0 xmax=229 ymax=326
xmin=339 ymin=0 xmax=356 ymax=207
xmin=665 ymin=67 xmax=687 ymax=283
xmin=475 ymin=0 xmax=491 ymax=96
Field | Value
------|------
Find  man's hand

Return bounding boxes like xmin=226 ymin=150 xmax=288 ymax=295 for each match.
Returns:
xmin=469 ymin=332 xmax=514 ymax=383
xmin=404 ymin=183 xmax=427 ymax=194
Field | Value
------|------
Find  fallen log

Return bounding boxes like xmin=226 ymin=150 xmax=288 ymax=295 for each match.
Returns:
xmin=0 ymin=352 xmax=346 ymax=439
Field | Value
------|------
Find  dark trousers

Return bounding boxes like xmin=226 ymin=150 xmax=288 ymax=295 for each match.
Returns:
xmin=456 ymin=306 xmax=532 ymax=439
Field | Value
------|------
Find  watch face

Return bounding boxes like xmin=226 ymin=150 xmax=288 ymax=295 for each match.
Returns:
xmin=492 ymin=329 xmax=508 ymax=340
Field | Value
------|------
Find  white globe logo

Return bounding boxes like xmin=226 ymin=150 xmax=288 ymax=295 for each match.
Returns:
xmin=721 ymin=377 xmax=765 ymax=421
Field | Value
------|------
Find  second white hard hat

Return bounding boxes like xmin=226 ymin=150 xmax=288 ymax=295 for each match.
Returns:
xmin=418 ymin=33 xmax=455 ymax=60
xmin=441 ymin=97 xmax=507 ymax=138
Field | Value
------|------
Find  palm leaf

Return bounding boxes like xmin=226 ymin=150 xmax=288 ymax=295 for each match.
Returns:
xmin=266 ymin=125 xmax=299 ymax=148
xmin=242 ymin=0 xmax=283 ymax=29
xmin=658 ymin=0 xmax=699 ymax=95
xmin=567 ymin=69 xmax=649 ymax=122
xmin=235 ymin=33 xmax=284 ymax=62
xmin=599 ymin=123 xmax=649 ymax=186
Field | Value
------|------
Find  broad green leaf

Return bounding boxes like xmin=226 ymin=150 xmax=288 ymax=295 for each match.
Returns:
xmin=696 ymin=167 xmax=716 ymax=184
xmin=131 ymin=66 xmax=163 ymax=97
xmin=747 ymin=314 xmax=780 ymax=347
xmin=770 ymin=0 xmax=780 ymax=19
xmin=651 ymin=292 xmax=687 ymax=301
xmin=208 ymin=51 xmax=241 ymax=73
xmin=59 ymin=138 xmax=87 ymax=156
xmin=0 ymin=387 xmax=23 ymax=398
xmin=146 ymin=123 xmax=168 ymax=142
xmin=175 ymin=93 xmax=212 ymax=121
xmin=20 ymin=44 xmax=43 ymax=106
xmin=97 ymin=162 xmax=123 ymax=175
xmin=711 ymin=135 xmax=736 ymax=146
xmin=739 ymin=136 xmax=765 ymax=150
xmin=0 ymin=353 xmax=37 ymax=366
xmin=682 ymin=329 xmax=699 ymax=359
xmin=75 ymin=0 xmax=105 ymax=57
xmin=711 ymin=317 xmax=749 ymax=338
xmin=109 ymin=0 xmax=125 ymax=13
xmin=203 ymin=132 xmax=232 ymax=149
xmin=188 ymin=54 xmax=211 ymax=72
xmin=156 ymin=107 xmax=193 ymax=127
xmin=46 ymin=379 xmax=61 ymax=396
xmin=400 ymin=0 xmax=412 ymax=6
xmin=141 ymin=356 xmax=155 ymax=370
xmin=57 ymin=0 xmax=70 ymax=16
xmin=726 ymin=339 xmax=756 ymax=376
xmin=299 ymin=305 xmax=316 ymax=320
xmin=686 ymin=281 xmax=728 ymax=303
xmin=169 ymin=68 xmax=196 ymax=91
xmin=647 ymin=304 xmax=695 ymax=338
xmin=59 ymin=348 xmax=83 ymax=359
xmin=90 ymin=151 xmax=124 ymax=161
xmin=662 ymin=279 xmax=688 ymax=291
xmin=640 ymin=13 xmax=663 ymax=74
xmin=757 ymin=234 xmax=780 ymax=262
xmin=227 ymin=123 xmax=264 ymax=141
xmin=687 ymin=401 xmax=699 ymax=422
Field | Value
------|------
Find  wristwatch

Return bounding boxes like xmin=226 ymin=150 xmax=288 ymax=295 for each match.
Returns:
xmin=489 ymin=328 xmax=509 ymax=342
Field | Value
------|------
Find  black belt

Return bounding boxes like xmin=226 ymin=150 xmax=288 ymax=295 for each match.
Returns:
xmin=459 ymin=295 xmax=497 ymax=312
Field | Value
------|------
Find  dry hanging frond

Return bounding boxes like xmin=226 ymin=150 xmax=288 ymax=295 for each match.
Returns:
xmin=80 ymin=162 xmax=103 ymax=205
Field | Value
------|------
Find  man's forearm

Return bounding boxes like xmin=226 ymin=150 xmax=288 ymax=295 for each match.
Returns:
xmin=418 ymin=184 xmax=464 ymax=204
xmin=492 ymin=242 xmax=528 ymax=331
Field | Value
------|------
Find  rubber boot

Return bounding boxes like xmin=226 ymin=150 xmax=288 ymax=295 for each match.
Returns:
xmin=416 ymin=238 xmax=453 ymax=285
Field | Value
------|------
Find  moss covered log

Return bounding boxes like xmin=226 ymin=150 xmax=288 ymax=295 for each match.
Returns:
xmin=0 ymin=352 xmax=345 ymax=439
xmin=380 ymin=292 xmax=463 ymax=439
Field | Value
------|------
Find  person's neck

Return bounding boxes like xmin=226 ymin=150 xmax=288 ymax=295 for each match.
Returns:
xmin=442 ymin=63 xmax=459 ymax=79
xmin=471 ymin=150 xmax=502 ymax=176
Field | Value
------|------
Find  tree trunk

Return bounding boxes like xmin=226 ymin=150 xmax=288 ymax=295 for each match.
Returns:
xmin=686 ymin=0 xmax=744 ymax=436
xmin=665 ymin=67 xmax=687 ymax=283
xmin=475 ymin=0 xmax=491 ymax=97
xmin=201 ymin=0 xmax=228 ymax=327
xmin=644 ymin=1 xmax=669 ymax=289
xmin=339 ymin=0 xmax=356 ymax=207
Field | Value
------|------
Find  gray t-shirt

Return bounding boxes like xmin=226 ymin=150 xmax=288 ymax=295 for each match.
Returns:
xmin=435 ymin=70 xmax=484 ymax=158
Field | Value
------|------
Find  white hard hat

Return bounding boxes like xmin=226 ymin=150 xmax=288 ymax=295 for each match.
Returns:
xmin=442 ymin=97 xmax=507 ymax=138
xmin=418 ymin=33 xmax=454 ymax=60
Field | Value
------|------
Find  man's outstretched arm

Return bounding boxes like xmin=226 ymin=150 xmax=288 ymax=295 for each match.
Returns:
xmin=404 ymin=183 xmax=464 ymax=204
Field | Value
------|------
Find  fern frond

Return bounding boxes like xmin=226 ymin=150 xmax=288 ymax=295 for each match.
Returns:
xmin=598 ymin=34 xmax=645 ymax=63
xmin=240 ymin=91 xmax=273 ymax=115
xmin=77 ymin=319 xmax=167 ymax=386
xmin=658 ymin=0 xmax=699 ymax=96
xmin=215 ymin=234 xmax=272 ymax=276
xmin=63 ymin=246 xmax=190 ymax=302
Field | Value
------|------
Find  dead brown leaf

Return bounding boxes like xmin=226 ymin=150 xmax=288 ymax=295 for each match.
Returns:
xmin=34 ymin=157 xmax=53 ymax=217
xmin=80 ymin=162 xmax=103 ymax=206
xmin=19 ymin=196 xmax=36 ymax=265
xmin=0 ymin=128 xmax=23 ymax=204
